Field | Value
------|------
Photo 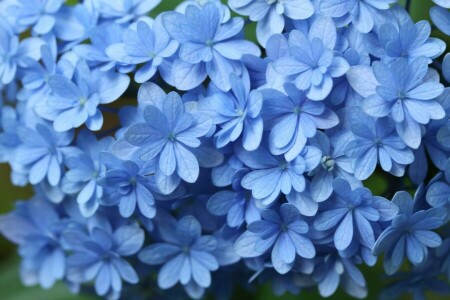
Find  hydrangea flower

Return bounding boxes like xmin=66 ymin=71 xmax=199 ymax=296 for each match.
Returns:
xmin=61 ymin=130 xmax=113 ymax=217
xmin=308 ymin=131 xmax=360 ymax=202
xmin=64 ymin=222 xmax=144 ymax=298
xmin=36 ymin=60 xmax=130 ymax=132
xmin=98 ymin=152 xmax=158 ymax=219
xmin=228 ymin=0 xmax=314 ymax=46
xmin=14 ymin=123 xmax=74 ymax=186
xmin=319 ymin=0 xmax=397 ymax=33
xmin=430 ymin=5 xmax=450 ymax=36
xmin=347 ymin=57 xmax=445 ymax=148
xmin=198 ymin=74 xmax=263 ymax=151
xmin=373 ymin=191 xmax=447 ymax=275
xmin=138 ymin=216 xmax=219 ymax=291
xmin=162 ymin=3 xmax=261 ymax=91
xmin=95 ymin=0 xmax=161 ymax=23
xmin=9 ymin=0 xmax=64 ymax=35
xmin=73 ymin=22 xmax=134 ymax=73
xmin=0 ymin=198 xmax=67 ymax=289
xmin=426 ymin=159 xmax=450 ymax=212
xmin=314 ymin=179 xmax=398 ymax=251
xmin=0 ymin=20 xmax=44 ymax=84
xmin=273 ymin=18 xmax=350 ymax=100
xmin=364 ymin=19 xmax=445 ymax=63
xmin=107 ymin=19 xmax=178 ymax=83
xmin=124 ymin=86 xmax=212 ymax=193
xmin=235 ymin=204 xmax=315 ymax=274
xmin=237 ymin=143 xmax=321 ymax=206
xmin=261 ymin=84 xmax=339 ymax=161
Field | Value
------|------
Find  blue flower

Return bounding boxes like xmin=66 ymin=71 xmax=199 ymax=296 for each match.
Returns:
xmin=207 ymin=169 xmax=261 ymax=228
xmin=9 ymin=0 xmax=64 ymax=35
xmin=365 ymin=19 xmax=445 ymax=63
xmin=61 ymin=130 xmax=113 ymax=217
xmin=426 ymin=159 xmax=450 ymax=213
xmin=124 ymin=85 xmax=212 ymax=193
xmin=235 ymin=204 xmax=315 ymax=274
xmin=229 ymin=0 xmax=314 ymax=46
xmin=138 ymin=216 xmax=219 ymax=290
xmin=98 ymin=152 xmax=158 ymax=219
xmin=162 ymin=3 xmax=261 ymax=91
xmin=106 ymin=19 xmax=178 ymax=83
xmin=319 ymin=0 xmax=396 ymax=33
xmin=373 ymin=191 xmax=447 ymax=275
xmin=314 ymin=179 xmax=398 ymax=251
xmin=73 ymin=22 xmax=134 ymax=73
xmin=96 ymin=0 xmax=161 ymax=23
xmin=261 ymin=84 xmax=339 ymax=161
xmin=36 ymin=60 xmax=130 ymax=132
xmin=431 ymin=5 xmax=450 ymax=36
xmin=273 ymin=18 xmax=350 ymax=100
xmin=0 ymin=20 xmax=44 ymax=84
xmin=348 ymin=57 xmax=445 ymax=148
xmin=64 ymin=222 xmax=144 ymax=298
xmin=199 ymin=74 xmax=263 ymax=151
xmin=237 ymin=143 xmax=321 ymax=206
xmin=312 ymin=252 xmax=367 ymax=298
xmin=14 ymin=123 xmax=74 ymax=186
xmin=345 ymin=115 xmax=414 ymax=180
xmin=0 ymin=198 xmax=67 ymax=289
xmin=308 ymin=131 xmax=361 ymax=202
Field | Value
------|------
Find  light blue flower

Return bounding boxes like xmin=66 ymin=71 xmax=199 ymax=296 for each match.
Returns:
xmin=106 ymin=18 xmax=178 ymax=83
xmin=234 ymin=204 xmax=315 ymax=274
xmin=138 ymin=216 xmax=219 ymax=290
xmin=199 ymin=74 xmax=263 ymax=151
xmin=14 ymin=123 xmax=74 ymax=186
xmin=0 ymin=20 xmax=44 ymax=84
xmin=98 ymin=152 xmax=158 ymax=219
xmin=237 ymin=143 xmax=321 ymax=206
xmin=345 ymin=116 xmax=414 ymax=180
xmin=364 ymin=19 xmax=446 ymax=63
xmin=162 ymin=3 xmax=261 ymax=91
xmin=347 ymin=57 xmax=445 ymax=148
xmin=0 ymin=198 xmax=67 ymax=289
xmin=273 ymin=18 xmax=350 ymax=100
xmin=314 ymin=179 xmax=398 ymax=251
xmin=431 ymin=6 xmax=450 ymax=36
xmin=261 ymin=83 xmax=339 ymax=161
xmin=9 ymin=0 xmax=64 ymax=35
xmin=373 ymin=191 xmax=447 ymax=275
xmin=64 ymin=222 xmax=144 ymax=298
xmin=319 ymin=0 xmax=397 ymax=33
xmin=96 ymin=0 xmax=161 ymax=23
xmin=124 ymin=86 xmax=212 ymax=193
xmin=229 ymin=0 xmax=314 ymax=46
xmin=36 ymin=60 xmax=130 ymax=132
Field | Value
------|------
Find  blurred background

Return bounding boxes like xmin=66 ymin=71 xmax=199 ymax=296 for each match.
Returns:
xmin=0 ymin=0 xmax=448 ymax=299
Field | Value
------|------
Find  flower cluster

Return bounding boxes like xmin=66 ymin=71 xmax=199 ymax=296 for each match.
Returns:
xmin=0 ymin=0 xmax=450 ymax=299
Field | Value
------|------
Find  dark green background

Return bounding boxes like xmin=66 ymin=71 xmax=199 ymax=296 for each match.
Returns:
xmin=0 ymin=0 xmax=448 ymax=299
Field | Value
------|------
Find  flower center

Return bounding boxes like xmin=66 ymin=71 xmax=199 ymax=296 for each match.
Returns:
xmin=206 ymin=39 xmax=215 ymax=47
xmin=321 ymin=156 xmax=335 ymax=171
xmin=167 ymin=132 xmax=176 ymax=141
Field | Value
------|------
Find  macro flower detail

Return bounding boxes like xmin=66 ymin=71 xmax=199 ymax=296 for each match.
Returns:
xmin=64 ymin=222 xmax=144 ymax=298
xmin=373 ymin=191 xmax=447 ymax=275
xmin=273 ymin=18 xmax=350 ymax=100
xmin=347 ymin=57 xmax=445 ymax=148
xmin=228 ymin=0 xmax=314 ymax=46
xmin=235 ymin=204 xmax=315 ymax=274
xmin=107 ymin=19 xmax=179 ymax=83
xmin=199 ymin=74 xmax=263 ymax=151
xmin=162 ymin=2 xmax=261 ymax=91
xmin=314 ymin=179 xmax=398 ymax=251
xmin=138 ymin=216 xmax=219 ymax=290
xmin=0 ymin=1 xmax=450 ymax=300
xmin=124 ymin=86 xmax=212 ymax=193
xmin=261 ymin=84 xmax=339 ymax=161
